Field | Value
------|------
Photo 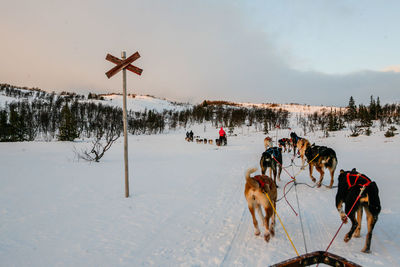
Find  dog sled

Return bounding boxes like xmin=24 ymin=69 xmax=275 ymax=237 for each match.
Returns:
xmin=216 ymin=135 xmax=227 ymax=146
xmin=270 ymin=251 xmax=362 ymax=267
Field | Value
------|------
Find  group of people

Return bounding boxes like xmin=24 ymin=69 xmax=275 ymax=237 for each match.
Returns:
xmin=185 ymin=127 xmax=227 ymax=146
xmin=185 ymin=130 xmax=194 ymax=142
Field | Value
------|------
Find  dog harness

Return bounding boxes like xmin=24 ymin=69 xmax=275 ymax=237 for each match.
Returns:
xmin=265 ymin=147 xmax=280 ymax=158
xmin=254 ymin=175 xmax=266 ymax=188
xmin=254 ymin=175 xmax=274 ymax=191
xmin=279 ymin=138 xmax=289 ymax=146
xmin=346 ymin=172 xmax=372 ymax=188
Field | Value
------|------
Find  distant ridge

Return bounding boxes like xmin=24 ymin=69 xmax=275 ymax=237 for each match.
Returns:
xmin=0 ymin=83 xmax=343 ymax=114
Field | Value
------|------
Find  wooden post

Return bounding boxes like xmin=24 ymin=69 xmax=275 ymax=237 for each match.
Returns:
xmin=105 ymin=50 xmax=142 ymax=198
xmin=122 ymin=51 xmax=129 ymax=198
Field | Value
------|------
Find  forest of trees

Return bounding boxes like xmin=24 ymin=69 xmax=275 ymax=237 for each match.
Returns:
xmin=0 ymin=84 xmax=399 ymax=142
xmin=0 ymin=84 xmax=290 ymax=142
xmin=293 ymin=95 xmax=400 ymax=137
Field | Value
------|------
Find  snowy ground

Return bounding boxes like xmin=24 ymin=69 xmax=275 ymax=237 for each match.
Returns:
xmin=1 ymin=125 xmax=399 ymax=266
xmin=0 ymin=91 xmax=189 ymax=113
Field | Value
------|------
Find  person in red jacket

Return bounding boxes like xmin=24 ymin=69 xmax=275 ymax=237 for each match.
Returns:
xmin=219 ymin=127 xmax=226 ymax=137
xmin=219 ymin=127 xmax=227 ymax=145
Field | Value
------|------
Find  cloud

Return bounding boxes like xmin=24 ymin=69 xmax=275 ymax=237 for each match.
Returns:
xmin=0 ymin=0 xmax=399 ymax=106
xmin=382 ymin=65 xmax=400 ymax=73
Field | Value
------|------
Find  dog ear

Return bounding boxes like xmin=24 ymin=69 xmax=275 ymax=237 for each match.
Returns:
xmin=351 ymin=168 xmax=357 ymax=172
xmin=340 ymin=169 xmax=344 ymax=174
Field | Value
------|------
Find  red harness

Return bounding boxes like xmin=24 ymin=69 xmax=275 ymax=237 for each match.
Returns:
xmin=254 ymin=175 xmax=273 ymax=190
xmin=346 ymin=173 xmax=372 ymax=188
xmin=254 ymin=175 xmax=266 ymax=188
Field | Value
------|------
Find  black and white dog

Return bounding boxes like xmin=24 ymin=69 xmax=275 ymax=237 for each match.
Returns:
xmin=260 ymin=147 xmax=282 ymax=186
xmin=335 ymin=169 xmax=381 ymax=253
xmin=304 ymin=144 xmax=338 ymax=188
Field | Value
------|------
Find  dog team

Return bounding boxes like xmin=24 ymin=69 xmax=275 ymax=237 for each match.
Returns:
xmin=185 ymin=127 xmax=228 ymax=146
xmin=245 ymin=131 xmax=381 ymax=253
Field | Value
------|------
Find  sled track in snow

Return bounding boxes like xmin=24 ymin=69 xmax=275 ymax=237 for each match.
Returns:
xmin=373 ymin=226 xmax=400 ymax=266
xmin=220 ymin=205 xmax=248 ymax=266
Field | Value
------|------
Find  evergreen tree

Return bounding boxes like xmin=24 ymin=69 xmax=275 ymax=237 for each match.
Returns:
xmin=58 ymin=104 xmax=78 ymax=141
xmin=0 ymin=110 xmax=11 ymax=141
xmin=369 ymin=95 xmax=377 ymax=120
xmin=327 ymin=112 xmax=338 ymax=131
xmin=9 ymin=104 xmax=23 ymax=141
xmin=376 ymin=96 xmax=382 ymax=119
xmin=346 ymin=96 xmax=357 ymax=121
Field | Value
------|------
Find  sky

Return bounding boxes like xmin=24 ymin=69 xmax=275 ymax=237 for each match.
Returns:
xmin=1 ymin=0 xmax=399 ymax=106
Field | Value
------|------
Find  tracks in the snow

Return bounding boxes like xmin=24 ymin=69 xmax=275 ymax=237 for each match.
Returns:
xmin=220 ymin=206 xmax=248 ymax=266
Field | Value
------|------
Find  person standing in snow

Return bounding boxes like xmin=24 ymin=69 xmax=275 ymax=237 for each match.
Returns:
xmin=219 ymin=127 xmax=227 ymax=145
xmin=189 ymin=130 xmax=194 ymax=141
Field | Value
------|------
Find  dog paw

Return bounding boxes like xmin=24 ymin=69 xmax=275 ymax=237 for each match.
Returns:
xmin=361 ymin=248 xmax=371 ymax=253
xmin=340 ymin=213 xmax=348 ymax=223
xmin=264 ymin=232 xmax=271 ymax=242
xmin=354 ymin=230 xmax=361 ymax=238
xmin=254 ymin=229 xmax=260 ymax=236
xmin=317 ymin=182 xmax=322 ymax=188
xmin=311 ymin=178 xmax=316 ymax=183
xmin=270 ymin=228 xmax=275 ymax=237
xmin=344 ymin=234 xmax=351 ymax=243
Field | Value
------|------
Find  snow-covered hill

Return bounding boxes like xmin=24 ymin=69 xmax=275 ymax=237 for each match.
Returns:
xmin=0 ymin=85 xmax=190 ymax=113
xmin=0 ymin=84 xmax=343 ymax=114
xmin=89 ymin=94 xmax=191 ymax=113
xmin=239 ymin=102 xmax=345 ymax=114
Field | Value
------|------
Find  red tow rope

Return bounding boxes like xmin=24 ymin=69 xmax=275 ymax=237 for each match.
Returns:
xmin=324 ymin=186 xmax=367 ymax=253
xmin=271 ymin=156 xmax=298 ymax=216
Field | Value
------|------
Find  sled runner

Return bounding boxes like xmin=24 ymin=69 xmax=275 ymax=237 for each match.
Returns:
xmin=270 ymin=251 xmax=362 ymax=267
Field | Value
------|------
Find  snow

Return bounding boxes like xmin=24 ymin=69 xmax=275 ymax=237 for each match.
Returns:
xmin=0 ymin=94 xmax=20 ymax=107
xmin=1 ymin=87 xmax=343 ymax=114
xmin=1 ymin=123 xmax=399 ymax=266
xmin=238 ymin=102 xmax=344 ymax=114
xmin=90 ymin=94 xmax=191 ymax=113
xmin=0 ymin=89 xmax=190 ymax=113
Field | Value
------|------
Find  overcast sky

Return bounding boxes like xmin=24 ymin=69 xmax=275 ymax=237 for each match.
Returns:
xmin=1 ymin=0 xmax=399 ymax=106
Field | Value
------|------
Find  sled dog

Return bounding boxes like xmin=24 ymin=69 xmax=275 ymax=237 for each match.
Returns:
xmin=278 ymin=138 xmax=291 ymax=153
xmin=244 ymin=168 xmax=277 ymax=242
xmin=290 ymin=132 xmax=301 ymax=156
xmin=335 ymin=169 xmax=381 ymax=253
xmin=260 ymin=147 xmax=282 ymax=186
xmin=264 ymin=137 xmax=272 ymax=150
xmin=304 ymin=144 xmax=337 ymax=188
xmin=296 ymin=138 xmax=311 ymax=167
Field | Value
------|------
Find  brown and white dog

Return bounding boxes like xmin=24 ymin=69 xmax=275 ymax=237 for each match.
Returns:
xmin=296 ymin=138 xmax=311 ymax=168
xmin=264 ymin=137 xmax=273 ymax=150
xmin=244 ymin=168 xmax=277 ymax=242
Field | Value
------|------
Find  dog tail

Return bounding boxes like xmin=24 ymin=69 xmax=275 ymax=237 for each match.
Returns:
xmin=324 ymin=156 xmax=337 ymax=169
xmin=330 ymin=156 xmax=338 ymax=170
xmin=245 ymin=167 xmax=259 ymax=186
xmin=245 ymin=167 xmax=258 ymax=180
xmin=367 ymin=182 xmax=381 ymax=215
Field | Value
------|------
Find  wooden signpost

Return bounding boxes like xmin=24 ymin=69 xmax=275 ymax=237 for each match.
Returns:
xmin=106 ymin=51 xmax=143 ymax=197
